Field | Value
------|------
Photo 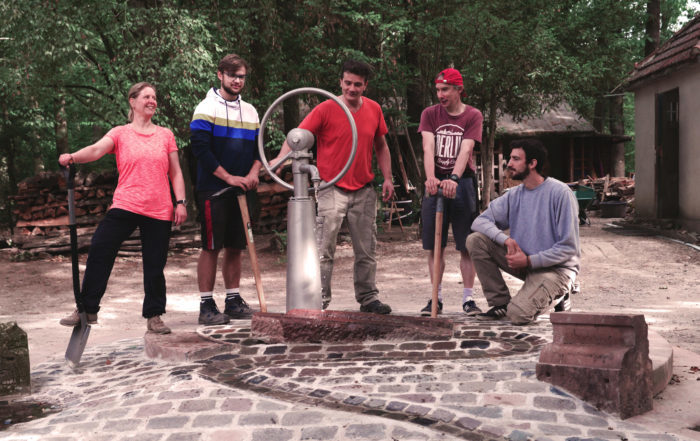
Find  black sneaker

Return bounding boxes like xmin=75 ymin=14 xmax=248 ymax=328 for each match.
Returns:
xmin=553 ymin=292 xmax=571 ymax=312
xmin=199 ymin=298 xmax=230 ymax=325
xmin=322 ymin=296 xmax=331 ymax=310
xmin=420 ymin=299 xmax=442 ymax=316
xmin=462 ymin=300 xmax=482 ymax=316
xmin=476 ymin=304 xmax=508 ymax=320
xmin=224 ymin=296 xmax=254 ymax=319
xmin=360 ymin=300 xmax=392 ymax=314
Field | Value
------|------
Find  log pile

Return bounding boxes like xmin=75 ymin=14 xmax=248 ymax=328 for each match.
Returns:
xmin=253 ymin=168 xmax=293 ymax=234
xmin=9 ymin=168 xmax=294 ymax=254
xmin=11 ymin=171 xmax=118 ymax=234
xmin=570 ymin=176 xmax=635 ymax=205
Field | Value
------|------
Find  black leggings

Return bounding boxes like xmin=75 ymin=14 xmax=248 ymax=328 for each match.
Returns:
xmin=80 ymin=208 xmax=172 ymax=318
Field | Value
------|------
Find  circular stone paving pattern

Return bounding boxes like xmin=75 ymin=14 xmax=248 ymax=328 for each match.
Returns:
xmin=195 ymin=316 xmax=550 ymax=440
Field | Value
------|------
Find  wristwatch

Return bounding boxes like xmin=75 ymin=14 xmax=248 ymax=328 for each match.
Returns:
xmin=449 ymin=174 xmax=460 ymax=182
xmin=176 ymin=199 xmax=187 ymax=205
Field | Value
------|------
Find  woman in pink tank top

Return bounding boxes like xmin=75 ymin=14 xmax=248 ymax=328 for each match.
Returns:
xmin=57 ymin=82 xmax=187 ymax=334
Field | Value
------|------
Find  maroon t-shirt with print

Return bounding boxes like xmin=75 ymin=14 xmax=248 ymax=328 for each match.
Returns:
xmin=418 ymin=104 xmax=483 ymax=175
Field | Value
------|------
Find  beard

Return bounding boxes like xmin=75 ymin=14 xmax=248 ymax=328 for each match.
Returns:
xmin=510 ymin=167 xmax=530 ymax=181
xmin=222 ymin=84 xmax=240 ymax=98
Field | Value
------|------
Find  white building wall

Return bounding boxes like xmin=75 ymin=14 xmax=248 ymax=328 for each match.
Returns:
xmin=632 ymin=63 xmax=700 ymax=228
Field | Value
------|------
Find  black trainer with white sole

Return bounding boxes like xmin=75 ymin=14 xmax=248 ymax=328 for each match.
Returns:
xmin=420 ymin=299 xmax=443 ymax=316
xmin=199 ymin=298 xmax=231 ymax=325
xmin=224 ymin=296 xmax=254 ymax=319
xmin=553 ymin=292 xmax=572 ymax=312
xmin=476 ymin=304 xmax=508 ymax=320
xmin=462 ymin=299 xmax=482 ymax=316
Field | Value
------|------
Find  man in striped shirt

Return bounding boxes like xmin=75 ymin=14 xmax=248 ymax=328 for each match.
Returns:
xmin=190 ymin=54 xmax=261 ymax=325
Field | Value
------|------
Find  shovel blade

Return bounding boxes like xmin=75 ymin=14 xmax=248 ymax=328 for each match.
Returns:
xmin=65 ymin=321 xmax=91 ymax=368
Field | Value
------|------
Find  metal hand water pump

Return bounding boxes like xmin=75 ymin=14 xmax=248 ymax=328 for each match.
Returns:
xmin=258 ymin=88 xmax=357 ymax=311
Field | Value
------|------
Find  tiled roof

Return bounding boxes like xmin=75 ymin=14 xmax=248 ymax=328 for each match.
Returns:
xmin=627 ymin=14 xmax=700 ymax=88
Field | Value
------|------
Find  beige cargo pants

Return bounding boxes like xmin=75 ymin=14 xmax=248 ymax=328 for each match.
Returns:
xmin=466 ymin=232 xmax=573 ymax=324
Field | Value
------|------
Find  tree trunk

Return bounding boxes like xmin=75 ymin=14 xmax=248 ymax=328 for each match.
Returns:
xmin=482 ymin=92 xmax=497 ymax=206
xmin=609 ymin=95 xmax=626 ymax=177
xmin=645 ymin=0 xmax=661 ymax=56
xmin=283 ymin=98 xmax=300 ymax=133
xmin=593 ymin=97 xmax=606 ymax=133
xmin=404 ymin=20 xmax=426 ymax=156
xmin=49 ymin=95 xmax=69 ymax=174
xmin=405 ymin=70 xmax=425 ymax=152
xmin=55 ymin=95 xmax=69 ymax=156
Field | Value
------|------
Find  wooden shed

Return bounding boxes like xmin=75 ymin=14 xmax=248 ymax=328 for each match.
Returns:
xmin=484 ymin=103 xmax=627 ymax=193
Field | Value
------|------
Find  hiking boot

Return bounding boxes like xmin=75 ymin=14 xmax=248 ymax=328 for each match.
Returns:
xmin=59 ymin=309 xmax=97 ymax=327
xmin=462 ymin=300 xmax=482 ymax=316
xmin=360 ymin=300 xmax=392 ymax=315
xmin=322 ymin=295 xmax=331 ymax=310
xmin=199 ymin=298 xmax=230 ymax=325
xmin=553 ymin=292 xmax=571 ymax=312
xmin=476 ymin=304 xmax=508 ymax=320
xmin=147 ymin=316 xmax=171 ymax=334
xmin=224 ymin=296 xmax=253 ymax=319
xmin=420 ymin=299 xmax=442 ymax=316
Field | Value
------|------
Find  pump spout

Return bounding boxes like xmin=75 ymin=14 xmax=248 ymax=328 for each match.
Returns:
xmin=299 ymin=163 xmax=320 ymax=185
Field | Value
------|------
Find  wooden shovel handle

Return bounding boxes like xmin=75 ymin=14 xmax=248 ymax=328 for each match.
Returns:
xmin=431 ymin=210 xmax=443 ymax=318
xmin=237 ymin=194 xmax=267 ymax=313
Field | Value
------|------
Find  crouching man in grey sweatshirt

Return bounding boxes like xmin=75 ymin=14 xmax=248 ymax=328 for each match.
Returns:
xmin=466 ymin=138 xmax=580 ymax=325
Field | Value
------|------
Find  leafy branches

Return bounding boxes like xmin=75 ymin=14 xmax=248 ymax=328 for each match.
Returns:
xmin=2 ymin=0 xmax=695 ymax=217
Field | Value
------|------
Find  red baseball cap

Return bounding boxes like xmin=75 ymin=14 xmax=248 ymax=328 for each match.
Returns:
xmin=435 ymin=68 xmax=463 ymax=86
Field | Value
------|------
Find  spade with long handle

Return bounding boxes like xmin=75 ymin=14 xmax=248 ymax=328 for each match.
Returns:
xmin=63 ymin=164 xmax=91 ymax=368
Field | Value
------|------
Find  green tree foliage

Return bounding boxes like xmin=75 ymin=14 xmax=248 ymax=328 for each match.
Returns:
xmin=1 ymin=0 xmax=696 ymax=222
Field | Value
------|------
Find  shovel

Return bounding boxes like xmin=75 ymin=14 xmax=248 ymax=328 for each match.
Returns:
xmin=63 ymin=164 xmax=91 ymax=368
xmin=430 ymin=189 xmax=444 ymax=318
xmin=209 ymin=186 xmax=267 ymax=313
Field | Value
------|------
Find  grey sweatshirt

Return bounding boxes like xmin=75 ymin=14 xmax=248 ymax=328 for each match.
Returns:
xmin=471 ymin=177 xmax=580 ymax=276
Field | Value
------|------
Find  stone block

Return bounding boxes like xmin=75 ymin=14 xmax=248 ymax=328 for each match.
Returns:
xmin=536 ymin=312 xmax=653 ymax=419
xmin=251 ymin=309 xmax=453 ymax=343
xmin=0 ymin=322 xmax=30 ymax=396
xmin=144 ymin=331 xmax=231 ymax=362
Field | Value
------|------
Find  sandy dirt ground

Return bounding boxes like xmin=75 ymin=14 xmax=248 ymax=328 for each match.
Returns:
xmin=1 ymin=214 xmax=698 ymax=368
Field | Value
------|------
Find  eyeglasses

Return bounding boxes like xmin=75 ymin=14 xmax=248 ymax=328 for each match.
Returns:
xmin=224 ymin=72 xmax=247 ymax=80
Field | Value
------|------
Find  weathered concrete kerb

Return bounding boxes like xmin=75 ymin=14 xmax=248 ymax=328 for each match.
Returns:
xmin=0 ymin=314 xmax=689 ymax=441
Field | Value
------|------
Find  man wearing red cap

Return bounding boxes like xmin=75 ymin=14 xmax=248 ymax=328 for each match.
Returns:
xmin=418 ymin=67 xmax=484 ymax=316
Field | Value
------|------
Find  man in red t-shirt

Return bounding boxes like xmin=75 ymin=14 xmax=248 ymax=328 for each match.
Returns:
xmin=419 ymin=68 xmax=484 ymax=317
xmin=273 ymin=60 xmax=394 ymax=314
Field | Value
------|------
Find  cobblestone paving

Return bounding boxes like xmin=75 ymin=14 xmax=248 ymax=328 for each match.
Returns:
xmin=1 ymin=315 xmax=687 ymax=441
xmin=2 ymin=341 xmax=452 ymax=441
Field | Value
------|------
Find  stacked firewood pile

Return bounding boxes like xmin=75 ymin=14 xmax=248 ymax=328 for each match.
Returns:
xmin=570 ymin=176 xmax=635 ymax=204
xmin=11 ymin=170 xmax=117 ymax=232
xmin=9 ymin=168 xmax=293 ymax=254
xmin=254 ymin=169 xmax=293 ymax=234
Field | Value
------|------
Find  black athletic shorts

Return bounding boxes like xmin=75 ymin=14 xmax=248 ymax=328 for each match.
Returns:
xmin=197 ymin=189 xmax=254 ymax=250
